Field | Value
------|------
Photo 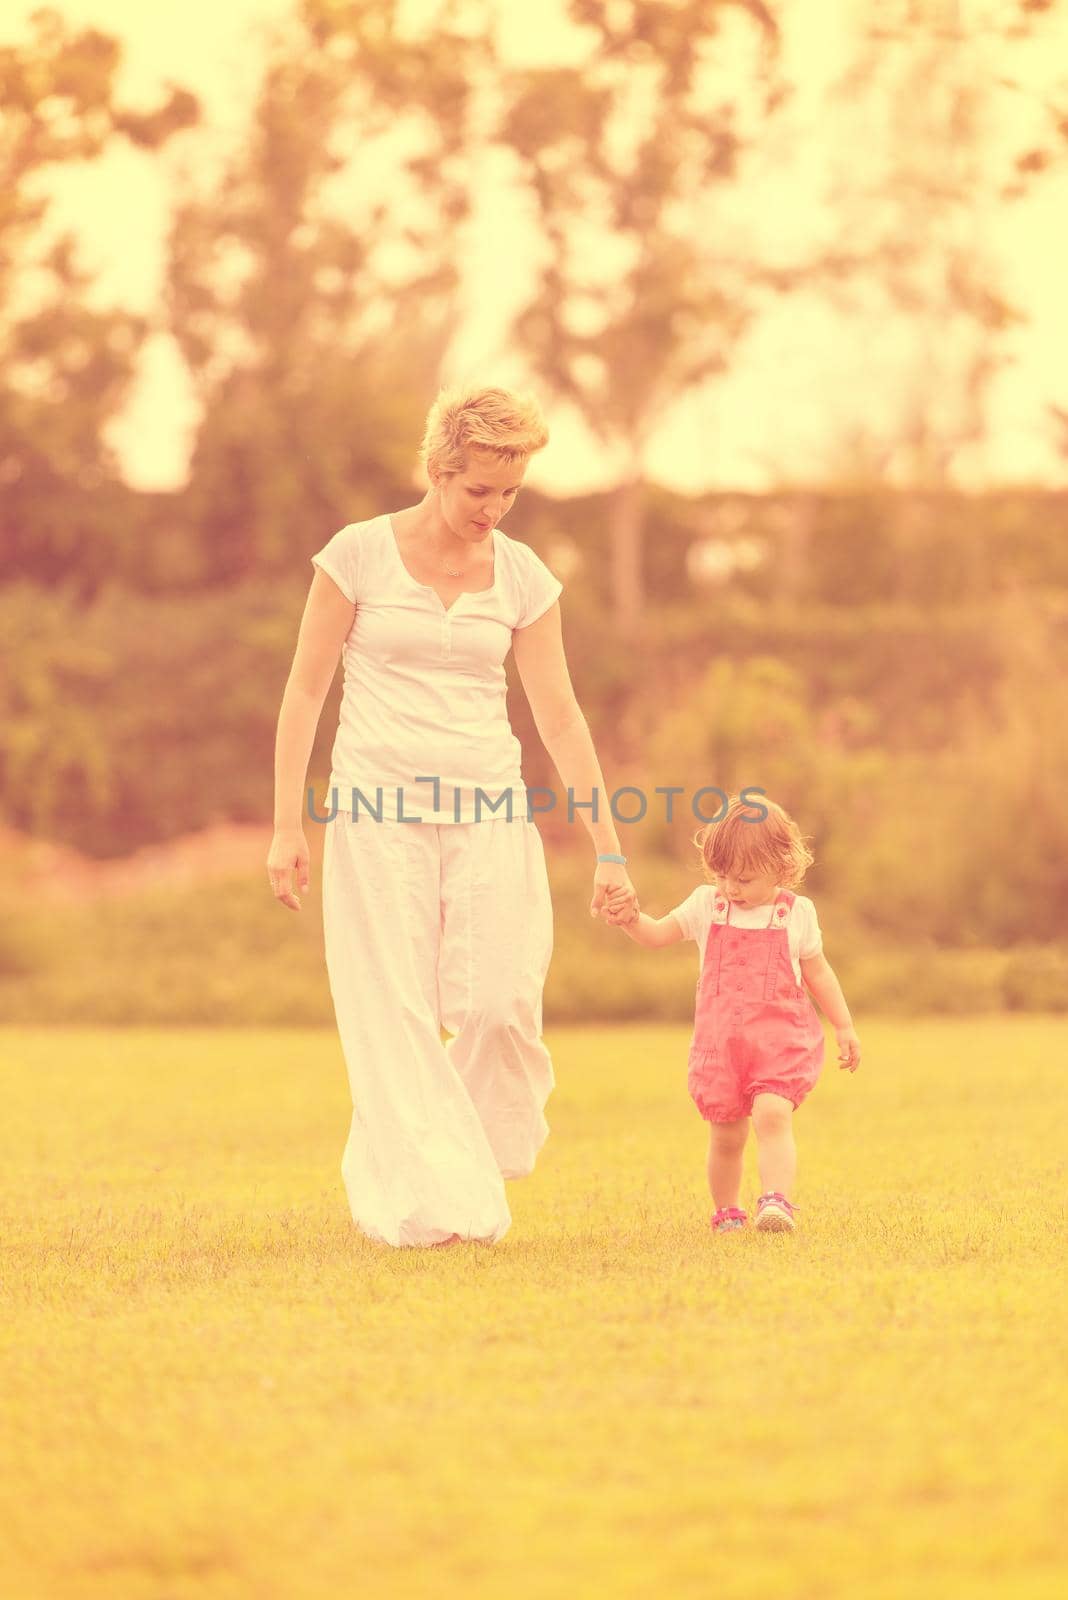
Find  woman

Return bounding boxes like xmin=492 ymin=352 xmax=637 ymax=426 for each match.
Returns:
xmin=267 ymin=383 xmax=638 ymax=1248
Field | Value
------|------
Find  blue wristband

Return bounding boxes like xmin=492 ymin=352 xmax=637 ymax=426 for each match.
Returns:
xmin=597 ymin=853 xmax=627 ymax=865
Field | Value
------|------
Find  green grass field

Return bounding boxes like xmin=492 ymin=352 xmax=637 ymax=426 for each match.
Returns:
xmin=2 ymin=1019 xmax=1065 ymax=1600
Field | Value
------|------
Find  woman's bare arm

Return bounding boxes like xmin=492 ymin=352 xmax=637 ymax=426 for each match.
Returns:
xmin=268 ymin=571 xmax=354 ymax=907
xmin=511 ymin=601 xmax=616 ymax=846
xmin=274 ymin=571 xmax=354 ymax=826
xmin=512 ymin=600 xmax=637 ymax=916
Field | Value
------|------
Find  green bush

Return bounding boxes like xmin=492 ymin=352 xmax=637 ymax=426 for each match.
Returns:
xmin=1002 ymin=947 xmax=1068 ymax=1013
xmin=1 ymin=862 xmax=1065 ymax=1023
xmin=4 ymin=493 xmax=1068 ymax=955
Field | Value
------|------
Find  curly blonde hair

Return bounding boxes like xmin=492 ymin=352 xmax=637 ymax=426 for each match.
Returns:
xmin=419 ymin=383 xmax=549 ymax=481
xmin=693 ymin=794 xmax=815 ymax=890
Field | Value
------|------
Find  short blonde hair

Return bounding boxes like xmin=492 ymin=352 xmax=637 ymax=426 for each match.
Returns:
xmin=419 ymin=383 xmax=549 ymax=481
xmin=693 ymin=794 xmax=815 ymax=890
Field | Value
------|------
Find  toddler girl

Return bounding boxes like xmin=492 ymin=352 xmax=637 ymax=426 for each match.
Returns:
xmin=606 ymin=795 xmax=860 ymax=1234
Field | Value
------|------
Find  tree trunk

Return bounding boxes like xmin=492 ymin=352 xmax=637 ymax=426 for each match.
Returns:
xmin=774 ymin=494 xmax=815 ymax=605
xmin=611 ymin=469 xmax=645 ymax=636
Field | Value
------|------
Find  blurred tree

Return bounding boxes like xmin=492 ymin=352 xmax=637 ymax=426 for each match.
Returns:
xmin=1001 ymin=0 xmax=1068 ymax=464
xmin=0 ymin=7 xmax=198 ymax=592
xmin=495 ymin=0 xmax=797 ymax=635
xmin=1001 ymin=0 xmax=1068 ymax=194
xmin=165 ymin=0 xmax=490 ymax=583
xmin=827 ymin=0 xmax=1065 ymax=488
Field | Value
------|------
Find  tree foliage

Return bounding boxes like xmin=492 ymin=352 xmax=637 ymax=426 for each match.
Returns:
xmin=0 ymin=7 xmax=198 ymax=589
xmin=827 ymin=0 xmax=1068 ymax=484
xmin=164 ymin=0 xmax=492 ymax=582
xmin=494 ymin=0 xmax=791 ymax=631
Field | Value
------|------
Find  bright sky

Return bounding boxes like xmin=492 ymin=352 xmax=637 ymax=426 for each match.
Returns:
xmin=7 ymin=0 xmax=1068 ymax=494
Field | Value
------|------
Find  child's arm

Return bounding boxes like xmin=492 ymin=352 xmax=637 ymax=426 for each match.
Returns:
xmin=612 ymin=907 xmax=686 ymax=949
xmin=800 ymin=952 xmax=861 ymax=1070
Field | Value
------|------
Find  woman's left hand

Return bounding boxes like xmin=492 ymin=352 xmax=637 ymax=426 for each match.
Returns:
xmin=590 ymin=862 xmax=638 ymax=922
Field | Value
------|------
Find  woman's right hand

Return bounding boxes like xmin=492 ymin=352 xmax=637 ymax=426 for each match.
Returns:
xmin=267 ymin=828 xmax=310 ymax=911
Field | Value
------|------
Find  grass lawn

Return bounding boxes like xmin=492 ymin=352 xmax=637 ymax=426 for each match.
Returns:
xmin=1 ymin=1018 xmax=1065 ymax=1599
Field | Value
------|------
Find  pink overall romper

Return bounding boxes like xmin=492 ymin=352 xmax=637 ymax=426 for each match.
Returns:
xmin=688 ymin=889 xmax=825 ymax=1124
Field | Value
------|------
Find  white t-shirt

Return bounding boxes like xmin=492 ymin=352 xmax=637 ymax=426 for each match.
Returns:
xmin=669 ymin=884 xmax=823 ymax=985
xmin=309 ymin=514 xmax=563 ymax=823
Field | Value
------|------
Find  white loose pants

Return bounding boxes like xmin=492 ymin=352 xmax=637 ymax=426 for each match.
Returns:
xmin=321 ymin=811 xmax=555 ymax=1247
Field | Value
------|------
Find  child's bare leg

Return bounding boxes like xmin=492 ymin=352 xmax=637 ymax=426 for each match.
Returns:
xmin=751 ymin=1092 xmax=797 ymax=1197
xmin=707 ymin=1118 xmax=749 ymax=1209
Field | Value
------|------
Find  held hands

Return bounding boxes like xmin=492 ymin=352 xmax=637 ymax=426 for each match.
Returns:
xmin=594 ymin=880 xmax=641 ymax=927
xmin=590 ymin=864 xmax=639 ymax=924
xmin=836 ymin=1026 xmax=861 ymax=1072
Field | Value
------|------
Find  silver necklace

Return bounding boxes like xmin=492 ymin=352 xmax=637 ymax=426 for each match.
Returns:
xmin=442 ymin=556 xmax=465 ymax=577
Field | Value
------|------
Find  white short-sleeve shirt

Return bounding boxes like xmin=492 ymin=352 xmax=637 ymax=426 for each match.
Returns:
xmin=309 ymin=513 xmax=563 ymax=823
xmin=669 ymin=884 xmax=824 ymax=984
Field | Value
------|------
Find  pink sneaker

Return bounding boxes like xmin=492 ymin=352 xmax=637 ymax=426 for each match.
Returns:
xmin=754 ymin=1192 xmax=799 ymax=1232
xmin=711 ymin=1206 xmax=747 ymax=1233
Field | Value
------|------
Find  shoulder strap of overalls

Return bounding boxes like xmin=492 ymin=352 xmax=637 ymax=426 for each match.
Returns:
xmin=763 ymin=889 xmax=796 ymax=997
xmin=768 ymin=888 xmax=794 ymax=926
